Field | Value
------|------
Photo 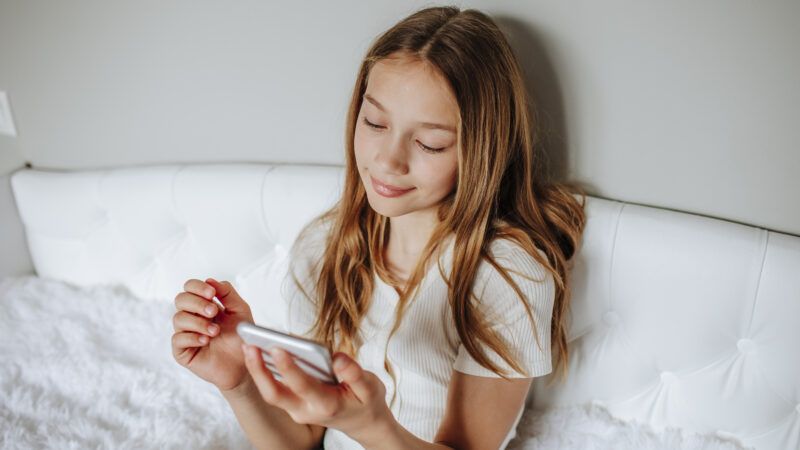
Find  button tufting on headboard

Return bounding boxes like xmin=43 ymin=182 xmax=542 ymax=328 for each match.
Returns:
xmin=736 ymin=338 xmax=757 ymax=355
xmin=659 ymin=371 xmax=677 ymax=385
xmin=602 ymin=310 xmax=620 ymax=327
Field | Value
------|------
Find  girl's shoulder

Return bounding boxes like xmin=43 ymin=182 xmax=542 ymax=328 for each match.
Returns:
xmin=475 ymin=236 xmax=553 ymax=289
xmin=438 ymin=231 xmax=550 ymax=278
xmin=486 ymin=236 xmax=549 ymax=269
xmin=290 ymin=216 xmax=333 ymax=259
xmin=287 ymin=216 xmax=334 ymax=281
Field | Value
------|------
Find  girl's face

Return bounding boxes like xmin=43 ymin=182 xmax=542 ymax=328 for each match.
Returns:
xmin=354 ymin=55 xmax=459 ymax=219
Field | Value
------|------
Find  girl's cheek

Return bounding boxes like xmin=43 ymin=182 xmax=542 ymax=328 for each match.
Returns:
xmin=353 ymin=134 xmax=370 ymax=164
xmin=359 ymin=136 xmax=389 ymax=168
xmin=429 ymin=157 xmax=458 ymax=194
xmin=409 ymin=157 xmax=438 ymax=190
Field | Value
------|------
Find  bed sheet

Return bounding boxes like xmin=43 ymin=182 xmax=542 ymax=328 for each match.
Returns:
xmin=0 ymin=276 xmax=750 ymax=450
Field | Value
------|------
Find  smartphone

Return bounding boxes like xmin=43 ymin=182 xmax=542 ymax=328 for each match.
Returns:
xmin=236 ymin=322 xmax=338 ymax=385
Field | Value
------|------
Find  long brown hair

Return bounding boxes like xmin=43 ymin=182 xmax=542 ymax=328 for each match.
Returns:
xmin=290 ymin=6 xmax=586 ymax=404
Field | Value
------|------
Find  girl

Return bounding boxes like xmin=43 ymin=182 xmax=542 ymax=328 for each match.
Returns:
xmin=172 ymin=5 xmax=585 ymax=450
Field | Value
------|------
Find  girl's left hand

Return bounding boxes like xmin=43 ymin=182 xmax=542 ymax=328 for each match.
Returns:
xmin=241 ymin=343 xmax=394 ymax=441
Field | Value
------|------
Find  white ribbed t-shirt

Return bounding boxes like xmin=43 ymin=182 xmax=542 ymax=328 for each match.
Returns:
xmin=280 ymin=221 xmax=555 ymax=450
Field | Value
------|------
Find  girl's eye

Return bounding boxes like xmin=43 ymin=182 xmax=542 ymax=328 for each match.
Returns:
xmin=417 ymin=142 xmax=446 ymax=154
xmin=362 ymin=117 xmax=446 ymax=154
xmin=363 ymin=117 xmax=384 ymax=130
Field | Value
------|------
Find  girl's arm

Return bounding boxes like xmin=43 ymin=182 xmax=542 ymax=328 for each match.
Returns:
xmin=234 ymin=341 xmax=531 ymax=449
xmin=434 ymin=372 xmax=532 ymax=449
xmin=221 ymin=374 xmax=326 ymax=450
xmin=356 ymin=371 xmax=532 ymax=450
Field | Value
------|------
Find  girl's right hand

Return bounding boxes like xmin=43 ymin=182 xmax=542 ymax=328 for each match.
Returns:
xmin=171 ymin=277 xmax=254 ymax=392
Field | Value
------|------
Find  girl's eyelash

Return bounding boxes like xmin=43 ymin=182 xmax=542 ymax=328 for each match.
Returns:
xmin=362 ymin=117 xmax=446 ymax=154
xmin=363 ymin=117 xmax=383 ymax=130
xmin=419 ymin=142 xmax=445 ymax=153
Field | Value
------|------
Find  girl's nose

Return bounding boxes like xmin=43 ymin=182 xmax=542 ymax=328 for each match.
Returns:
xmin=373 ymin=138 xmax=409 ymax=175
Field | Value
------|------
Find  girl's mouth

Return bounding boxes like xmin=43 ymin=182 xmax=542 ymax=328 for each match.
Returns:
xmin=370 ymin=176 xmax=415 ymax=198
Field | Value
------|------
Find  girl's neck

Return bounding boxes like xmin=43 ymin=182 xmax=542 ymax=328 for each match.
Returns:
xmin=386 ymin=208 xmax=439 ymax=257
xmin=383 ymin=207 xmax=440 ymax=286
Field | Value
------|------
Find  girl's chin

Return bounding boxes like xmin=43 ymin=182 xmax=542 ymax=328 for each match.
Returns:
xmin=366 ymin=201 xmax=407 ymax=218
xmin=364 ymin=194 xmax=415 ymax=217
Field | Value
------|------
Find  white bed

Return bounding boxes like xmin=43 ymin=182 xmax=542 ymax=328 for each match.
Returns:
xmin=0 ymin=275 xmax=749 ymax=449
xmin=3 ymin=163 xmax=798 ymax=449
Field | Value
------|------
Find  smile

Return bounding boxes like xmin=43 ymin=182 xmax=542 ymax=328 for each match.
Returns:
xmin=370 ymin=176 xmax=415 ymax=198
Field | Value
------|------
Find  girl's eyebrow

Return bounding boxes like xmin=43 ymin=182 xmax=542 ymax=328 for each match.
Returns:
xmin=364 ymin=93 xmax=456 ymax=133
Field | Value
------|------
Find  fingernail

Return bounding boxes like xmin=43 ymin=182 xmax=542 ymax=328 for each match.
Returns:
xmin=204 ymin=305 xmax=216 ymax=316
xmin=273 ymin=348 xmax=287 ymax=362
xmin=208 ymin=324 xmax=219 ymax=334
xmin=199 ymin=335 xmax=209 ymax=344
xmin=334 ymin=355 xmax=347 ymax=371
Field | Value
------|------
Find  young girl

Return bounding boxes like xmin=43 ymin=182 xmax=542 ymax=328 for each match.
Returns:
xmin=172 ymin=6 xmax=585 ymax=450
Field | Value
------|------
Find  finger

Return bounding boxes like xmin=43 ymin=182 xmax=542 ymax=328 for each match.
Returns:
xmin=205 ymin=278 xmax=244 ymax=312
xmin=172 ymin=310 xmax=221 ymax=337
xmin=183 ymin=278 xmax=215 ymax=300
xmin=242 ymin=344 xmax=301 ymax=410
xmin=174 ymin=291 xmax=219 ymax=319
xmin=172 ymin=331 xmax=210 ymax=352
xmin=171 ymin=331 xmax=209 ymax=366
xmin=332 ymin=352 xmax=381 ymax=403
xmin=271 ymin=347 xmax=331 ymax=404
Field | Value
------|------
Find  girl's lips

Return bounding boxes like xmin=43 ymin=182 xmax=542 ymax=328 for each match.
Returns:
xmin=370 ymin=176 xmax=415 ymax=197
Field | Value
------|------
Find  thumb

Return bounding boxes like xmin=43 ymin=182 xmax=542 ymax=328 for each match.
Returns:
xmin=205 ymin=278 xmax=248 ymax=312
xmin=333 ymin=352 xmax=383 ymax=403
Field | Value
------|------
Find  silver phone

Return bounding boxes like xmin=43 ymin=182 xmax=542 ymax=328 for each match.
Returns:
xmin=236 ymin=322 xmax=338 ymax=385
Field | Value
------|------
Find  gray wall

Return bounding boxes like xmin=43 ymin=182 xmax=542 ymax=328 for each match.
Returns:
xmin=1 ymin=0 xmax=798 ymax=276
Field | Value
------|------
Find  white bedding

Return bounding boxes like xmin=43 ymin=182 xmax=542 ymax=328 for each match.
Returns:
xmin=0 ymin=276 xmax=751 ymax=450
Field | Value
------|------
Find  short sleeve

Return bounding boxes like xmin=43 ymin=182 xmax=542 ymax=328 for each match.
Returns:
xmin=453 ymin=240 xmax=555 ymax=378
xmin=280 ymin=220 xmax=329 ymax=339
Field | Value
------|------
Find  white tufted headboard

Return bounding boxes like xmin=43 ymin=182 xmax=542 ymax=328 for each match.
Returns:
xmin=10 ymin=164 xmax=800 ymax=450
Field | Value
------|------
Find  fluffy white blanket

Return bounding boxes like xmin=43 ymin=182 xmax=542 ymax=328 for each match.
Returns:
xmin=0 ymin=276 xmax=750 ymax=450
